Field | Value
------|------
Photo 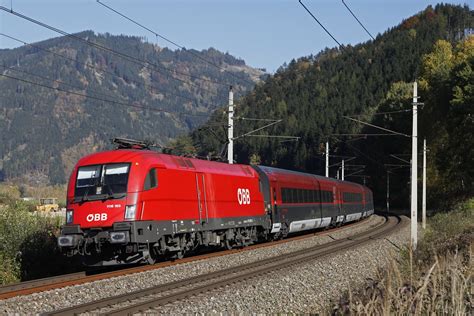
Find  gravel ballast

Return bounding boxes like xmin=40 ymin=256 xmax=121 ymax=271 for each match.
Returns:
xmin=0 ymin=215 xmax=408 ymax=314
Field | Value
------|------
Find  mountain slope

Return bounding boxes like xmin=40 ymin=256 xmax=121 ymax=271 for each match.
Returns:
xmin=0 ymin=31 xmax=263 ymax=184
xmin=188 ymin=4 xmax=473 ymax=207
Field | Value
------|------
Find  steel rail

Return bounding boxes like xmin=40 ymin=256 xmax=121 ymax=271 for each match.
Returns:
xmin=0 ymin=216 xmax=372 ymax=300
xmin=0 ymin=272 xmax=86 ymax=296
xmin=45 ymin=215 xmax=403 ymax=316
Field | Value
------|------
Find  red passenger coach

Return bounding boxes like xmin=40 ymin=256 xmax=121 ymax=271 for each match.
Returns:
xmin=58 ymin=138 xmax=373 ymax=266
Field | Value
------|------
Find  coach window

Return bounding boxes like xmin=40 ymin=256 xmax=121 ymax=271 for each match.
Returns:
xmin=283 ymin=189 xmax=288 ymax=203
xmin=144 ymin=168 xmax=158 ymax=190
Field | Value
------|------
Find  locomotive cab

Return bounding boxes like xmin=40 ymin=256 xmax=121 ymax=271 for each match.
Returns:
xmin=58 ymin=138 xmax=269 ymax=266
xmin=58 ymin=142 xmax=164 ymax=265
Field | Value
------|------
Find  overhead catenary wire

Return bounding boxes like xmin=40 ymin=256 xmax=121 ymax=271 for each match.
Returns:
xmin=331 ymin=133 xmax=404 ymax=137
xmin=0 ymin=73 xmax=211 ymax=120
xmin=245 ymin=135 xmax=300 ymax=140
xmin=0 ymin=6 xmax=230 ymax=95
xmin=233 ymin=119 xmax=283 ymax=140
xmin=341 ymin=0 xmax=375 ymax=40
xmin=346 ymin=109 xmax=412 ymax=118
xmin=298 ymin=0 xmax=344 ymax=49
xmin=0 ymin=33 xmax=209 ymax=106
xmin=343 ymin=115 xmax=410 ymax=137
xmin=333 ymin=137 xmax=387 ymax=170
xmin=235 ymin=117 xmax=281 ymax=122
xmin=96 ymin=0 xmax=255 ymax=86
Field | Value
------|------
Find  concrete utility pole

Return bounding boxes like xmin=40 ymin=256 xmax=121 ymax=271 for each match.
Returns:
xmin=422 ymin=138 xmax=427 ymax=229
xmin=341 ymin=159 xmax=345 ymax=181
xmin=227 ymin=86 xmax=234 ymax=164
xmin=326 ymin=142 xmax=329 ymax=178
xmin=411 ymin=81 xmax=418 ymax=249
xmin=325 ymin=141 xmax=329 ymax=177
xmin=386 ymin=171 xmax=390 ymax=213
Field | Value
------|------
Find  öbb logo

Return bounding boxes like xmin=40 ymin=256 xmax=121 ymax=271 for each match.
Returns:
xmin=237 ymin=188 xmax=251 ymax=205
xmin=86 ymin=213 xmax=108 ymax=222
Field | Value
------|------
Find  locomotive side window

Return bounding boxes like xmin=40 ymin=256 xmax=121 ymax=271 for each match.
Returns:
xmin=144 ymin=168 xmax=158 ymax=190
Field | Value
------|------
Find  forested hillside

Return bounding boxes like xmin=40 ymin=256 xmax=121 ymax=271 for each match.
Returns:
xmin=181 ymin=4 xmax=473 ymax=209
xmin=0 ymin=31 xmax=263 ymax=184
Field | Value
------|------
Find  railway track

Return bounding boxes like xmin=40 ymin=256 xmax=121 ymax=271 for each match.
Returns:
xmin=45 ymin=215 xmax=403 ymax=316
xmin=0 ymin=215 xmax=374 ymax=301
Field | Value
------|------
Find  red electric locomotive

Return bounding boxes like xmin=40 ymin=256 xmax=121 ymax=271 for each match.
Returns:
xmin=58 ymin=138 xmax=373 ymax=266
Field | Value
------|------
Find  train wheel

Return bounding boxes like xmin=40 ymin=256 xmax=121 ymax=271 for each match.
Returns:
xmin=224 ymin=239 xmax=233 ymax=250
xmin=172 ymin=251 xmax=184 ymax=260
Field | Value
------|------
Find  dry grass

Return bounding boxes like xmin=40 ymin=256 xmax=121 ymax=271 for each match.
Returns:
xmin=0 ymin=183 xmax=67 ymax=207
xmin=333 ymin=248 xmax=472 ymax=315
xmin=0 ymin=184 xmax=21 ymax=204
xmin=330 ymin=199 xmax=473 ymax=315
xmin=23 ymin=184 xmax=67 ymax=207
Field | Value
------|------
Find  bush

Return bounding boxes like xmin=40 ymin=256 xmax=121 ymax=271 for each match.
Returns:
xmin=0 ymin=185 xmax=21 ymax=205
xmin=415 ymin=199 xmax=473 ymax=264
xmin=0 ymin=198 xmax=81 ymax=285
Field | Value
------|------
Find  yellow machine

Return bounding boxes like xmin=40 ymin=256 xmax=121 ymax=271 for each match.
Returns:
xmin=36 ymin=198 xmax=59 ymax=212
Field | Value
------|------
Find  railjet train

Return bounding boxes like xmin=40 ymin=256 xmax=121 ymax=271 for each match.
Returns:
xmin=58 ymin=138 xmax=374 ymax=266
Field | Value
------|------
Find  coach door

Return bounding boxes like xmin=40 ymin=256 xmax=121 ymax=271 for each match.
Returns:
xmin=195 ymin=173 xmax=209 ymax=224
xmin=269 ymin=181 xmax=283 ymax=232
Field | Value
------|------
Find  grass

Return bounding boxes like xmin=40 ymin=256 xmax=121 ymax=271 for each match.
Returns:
xmin=330 ymin=198 xmax=473 ymax=315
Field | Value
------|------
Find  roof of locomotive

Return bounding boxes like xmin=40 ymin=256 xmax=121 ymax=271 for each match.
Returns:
xmin=75 ymin=149 xmax=258 ymax=178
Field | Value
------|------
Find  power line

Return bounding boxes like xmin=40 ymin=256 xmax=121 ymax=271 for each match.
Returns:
xmin=346 ymin=109 xmax=411 ymax=118
xmin=245 ymin=135 xmax=300 ymax=140
xmin=235 ymin=117 xmax=281 ymax=122
xmin=0 ymin=73 xmax=211 ymax=119
xmin=0 ymin=33 xmax=206 ymax=105
xmin=341 ymin=0 xmax=375 ymax=40
xmin=2 ymin=65 xmax=123 ymax=102
xmin=334 ymin=137 xmax=387 ymax=170
xmin=331 ymin=133 xmax=403 ymax=137
xmin=343 ymin=115 xmax=410 ymax=137
xmin=233 ymin=119 xmax=283 ymax=140
xmin=298 ymin=0 xmax=344 ymax=49
xmin=0 ymin=6 xmax=228 ymax=95
xmin=96 ymin=0 xmax=255 ymax=86
xmin=3 ymin=65 xmax=204 ymax=121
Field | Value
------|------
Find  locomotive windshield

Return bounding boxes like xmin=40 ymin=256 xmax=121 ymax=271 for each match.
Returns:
xmin=74 ymin=163 xmax=130 ymax=202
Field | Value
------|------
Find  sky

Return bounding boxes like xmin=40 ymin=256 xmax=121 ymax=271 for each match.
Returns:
xmin=0 ymin=0 xmax=472 ymax=73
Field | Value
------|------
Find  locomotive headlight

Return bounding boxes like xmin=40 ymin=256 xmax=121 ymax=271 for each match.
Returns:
xmin=66 ymin=209 xmax=73 ymax=224
xmin=124 ymin=205 xmax=137 ymax=220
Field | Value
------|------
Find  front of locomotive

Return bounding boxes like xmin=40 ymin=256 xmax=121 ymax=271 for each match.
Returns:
xmin=57 ymin=149 xmax=155 ymax=266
